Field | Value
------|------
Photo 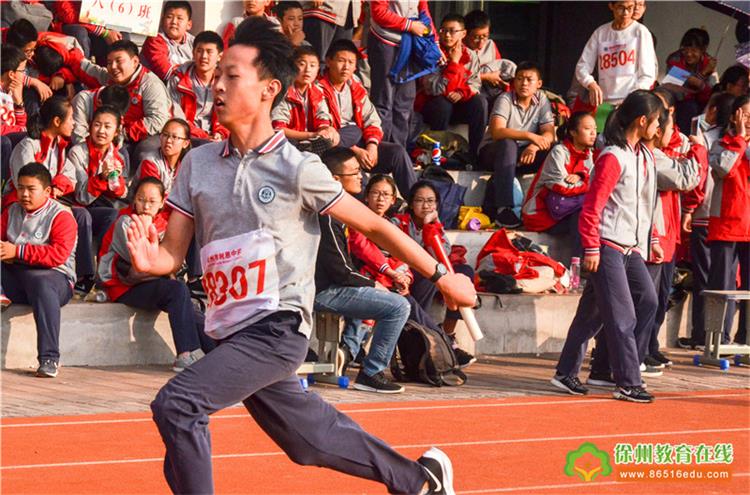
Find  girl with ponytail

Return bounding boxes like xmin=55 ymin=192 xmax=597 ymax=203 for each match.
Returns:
xmin=521 ymin=111 xmax=597 ymax=257
xmin=552 ymin=89 xmax=663 ymax=404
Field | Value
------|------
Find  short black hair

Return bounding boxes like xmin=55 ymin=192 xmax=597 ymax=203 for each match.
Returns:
xmin=34 ymin=45 xmax=64 ymax=77
xmin=231 ymin=16 xmax=296 ymax=107
xmin=680 ymin=28 xmax=709 ymax=49
xmin=98 ymin=85 xmax=131 ymax=116
xmin=107 ymin=40 xmax=140 ymax=58
xmin=325 ymin=39 xmax=359 ymax=60
xmin=1 ymin=45 xmax=26 ymax=75
xmin=464 ymin=10 xmax=490 ymax=31
xmin=275 ymin=1 xmax=303 ymax=18
xmin=194 ymin=30 xmax=224 ymax=53
xmin=321 ymin=147 xmax=356 ymax=175
xmin=407 ymin=180 xmax=441 ymax=209
xmin=440 ymin=13 xmax=465 ymax=28
xmin=92 ymin=104 xmax=123 ymax=127
xmin=652 ymin=85 xmax=676 ymax=109
xmin=293 ymin=44 xmax=318 ymax=62
xmin=6 ymin=19 xmax=38 ymax=48
xmin=515 ymin=61 xmax=543 ymax=79
xmin=163 ymin=1 xmax=192 ymax=19
xmin=17 ymin=163 xmax=52 ymax=189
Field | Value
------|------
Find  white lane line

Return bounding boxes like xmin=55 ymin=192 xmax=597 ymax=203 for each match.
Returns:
xmin=3 ymin=392 xmax=748 ymax=429
xmin=3 ymin=427 xmax=748 ymax=470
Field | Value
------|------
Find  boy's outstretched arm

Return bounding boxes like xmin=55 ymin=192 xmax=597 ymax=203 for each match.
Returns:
xmin=327 ymin=194 xmax=476 ymax=310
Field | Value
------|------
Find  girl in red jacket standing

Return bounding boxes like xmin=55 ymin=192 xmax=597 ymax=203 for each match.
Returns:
xmin=522 ymin=111 xmax=596 ymax=258
xmin=707 ymin=95 xmax=750 ymax=345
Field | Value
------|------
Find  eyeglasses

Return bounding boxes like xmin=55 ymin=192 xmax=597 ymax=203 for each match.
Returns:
xmin=334 ymin=168 xmax=361 ymax=177
xmin=412 ymin=198 xmax=436 ymax=206
xmin=439 ymin=28 xmax=465 ymax=36
xmin=368 ymin=191 xmax=393 ymax=199
xmin=614 ymin=5 xmax=635 ymax=13
xmin=471 ymin=34 xmax=490 ymax=41
xmin=134 ymin=197 xmax=162 ymax=207
xmin=160 ymin=133 xmax=188 ymax=141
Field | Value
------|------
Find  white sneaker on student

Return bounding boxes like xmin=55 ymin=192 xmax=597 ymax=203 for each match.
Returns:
xmin=417 ymin=447 xmax=455 ymax=495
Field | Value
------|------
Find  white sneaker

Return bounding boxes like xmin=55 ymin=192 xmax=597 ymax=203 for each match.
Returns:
xmin=172 ymin=349 xmax=204 ymax=372
xmin=417 ymin=447 xmax=455 ymax=495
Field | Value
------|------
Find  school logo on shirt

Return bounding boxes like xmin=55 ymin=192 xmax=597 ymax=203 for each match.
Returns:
xmin=34 ymin=231 xmax=43 ymax=239
xmin=258 ymin=186 xmax=276 ymax=204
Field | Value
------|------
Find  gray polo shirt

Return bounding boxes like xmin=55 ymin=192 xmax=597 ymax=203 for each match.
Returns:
xmin=479 ymin=91 xmax=555 ymax=150
xmin=167 ymin=132 xmax=344 ymax=339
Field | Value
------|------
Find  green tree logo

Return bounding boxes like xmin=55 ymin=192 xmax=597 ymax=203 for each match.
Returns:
xmin=564 ymin=442 xmax=613 ymax=482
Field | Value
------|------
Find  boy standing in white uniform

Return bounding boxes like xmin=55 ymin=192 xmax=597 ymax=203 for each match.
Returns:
xmin=126 ymin=18 xmax=475 ymax=495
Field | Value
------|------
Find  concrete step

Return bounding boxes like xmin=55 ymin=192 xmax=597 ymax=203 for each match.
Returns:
xmin=1 ymin=293 xmax=692 ymax=370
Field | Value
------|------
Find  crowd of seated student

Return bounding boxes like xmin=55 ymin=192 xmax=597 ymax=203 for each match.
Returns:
xmin=1 ymin=0 xmax=748 ymax=390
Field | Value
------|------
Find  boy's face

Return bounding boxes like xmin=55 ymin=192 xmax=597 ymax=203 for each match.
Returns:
xmin=16 ymin=175 xmax=50 ymax=211
xmin=281 ymin=7 xmax=304 ymax=34
xmin=193 ymin=42 xmax=221 ymax=73
xmin=106 ymin=50 xmax=139 ymax=84
xmin=162 ymin=7 xmax=192 ymax=41
xmin=21 ymin=41 xmax=37 ymax=62
xmin=295 ymin=54 xmax=319 ymax=86
xmin=609 ymin=1 xmax=635 ymax=24
xmin=466 ymin=26 xmax=490 ymax=51
xmin=2 ymin=59 xmax=27 ymax=88
xmin=439 ymin=21 xmax=465 ymax=48
xmin=513 ymin=69 xmax=542 ymax=98
xmin=213 ymin=45 xmax=280 ymax=129
xmin=331 ymin=158 xmax=362 ymax=195
xmin=682 ymin=45 xmax=704 ymax=66
xmin=326 ymin=50 xmax=357 ymax=84
xmin=243 ymin=0 xmax=269 ymax=16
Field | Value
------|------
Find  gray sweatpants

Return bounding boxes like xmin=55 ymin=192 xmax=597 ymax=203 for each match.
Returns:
xmin=151 ymin=311 xmax=427 ymax=494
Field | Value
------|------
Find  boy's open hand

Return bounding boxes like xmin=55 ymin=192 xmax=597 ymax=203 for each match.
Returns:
xmin=126 ymin=214 xmax=160 ymax=273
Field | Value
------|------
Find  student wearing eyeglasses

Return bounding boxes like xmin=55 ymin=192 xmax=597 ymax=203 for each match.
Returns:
xmin=418 ymin=13 xmax=488 ymax=162
xmin=136 ymin=118 xmax=192 ymax=197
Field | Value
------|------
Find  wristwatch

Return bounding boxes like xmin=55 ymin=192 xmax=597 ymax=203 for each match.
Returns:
xmin=429 ymin=263 xmax=448 ymax=283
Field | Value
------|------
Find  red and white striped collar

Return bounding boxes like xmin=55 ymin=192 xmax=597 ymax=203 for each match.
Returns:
xmin=220 ymin=130 xmax=286 ymax=157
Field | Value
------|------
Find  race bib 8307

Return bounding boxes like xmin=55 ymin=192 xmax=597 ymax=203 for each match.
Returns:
xmin=200 ymin=230 xmax=279 ymax=335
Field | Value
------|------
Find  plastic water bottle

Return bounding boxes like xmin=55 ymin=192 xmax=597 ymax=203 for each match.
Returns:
xmin=431 ymin=141 xmax=441 ymax=167
xmin=570 ymin=257 xmax=581 ymax=292
xmin=107 ymin=169 xmax=120 ymax=191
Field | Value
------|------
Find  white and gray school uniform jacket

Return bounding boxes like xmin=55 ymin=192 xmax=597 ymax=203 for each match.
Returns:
xmin=5 ymin=137 xmax=76 ymax=195
xmin=67 ymin=142 xmax=129 ymax=208
xmin=5 ymin=200 xmax=77 ymax=284
xmin=651 ymin=147 xmax=702 ymax=236
xmin=135 ymin=148 xmax=180 ymax=196
xmin=369 ymin=0 xmax=422 ymax=46
xmin=595 ymin=144 xmax=658 ymax=258
xmin=689 ymin=126 xmax=722 ymax=225
xmin=77 ymin=63 xmax=171 ymax=142
xmin=167 ymin=61 xmax=215 ymax=134
xmin=303 ymin=1 xmax=361 ymax=29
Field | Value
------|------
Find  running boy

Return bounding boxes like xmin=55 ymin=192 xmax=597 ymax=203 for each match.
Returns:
xmin=127 ymin=17 xmax=474 ymax=494
xmin=1 ymin=163 xmax=77 ymax=378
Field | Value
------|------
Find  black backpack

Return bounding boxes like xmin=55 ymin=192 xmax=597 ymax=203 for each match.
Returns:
xmin=390 ymin=320 xmax=466 ymax=387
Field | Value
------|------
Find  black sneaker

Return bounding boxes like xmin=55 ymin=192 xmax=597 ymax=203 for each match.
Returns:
xmin=417 ymin=447 xmax=455 ymax=495
xmin=643 ymin=355 xmax=665 ymax=369
xmin=187 ymin=278 xmax=206 ymax=299
xmin=453 ymin=347 xmax=477 ymax=369
xmin=651 ymin=351 xmax=673 ymax=367
xmin=495 ymin=208 xmax=522 ymax=229
xmin=586 ymin=372 xmax=615 ymax=388
xmin=353 ymin=370 xmax=405 ymax=394
xmin=640 ymin=362 xmax=663 ymax=377
xmin=550 ymin=375 xmax=589 ymax=395
xmin=677 ymin=337 xmax=704 ymax=351
xmin=73 ymin=277 xmax=95 ymax=299
xmin=36 ymin=359 xmax=58 ymax=378
xmin=613 ymin=385 xmax=654 ymax=403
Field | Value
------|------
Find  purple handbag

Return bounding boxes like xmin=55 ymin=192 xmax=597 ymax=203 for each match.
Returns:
xmin=545 ymin=192 xmax=585 ymax=221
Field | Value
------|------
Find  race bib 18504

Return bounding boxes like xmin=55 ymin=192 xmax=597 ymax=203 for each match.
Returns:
xmin=200 ymin=230 xmax=279 ymax=335
xmin=598 ymin=37 xmax=637 ymax=77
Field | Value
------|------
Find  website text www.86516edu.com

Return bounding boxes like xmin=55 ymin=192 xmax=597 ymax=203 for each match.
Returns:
xmin=617 ymin=466 xmax=732 ymax=482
